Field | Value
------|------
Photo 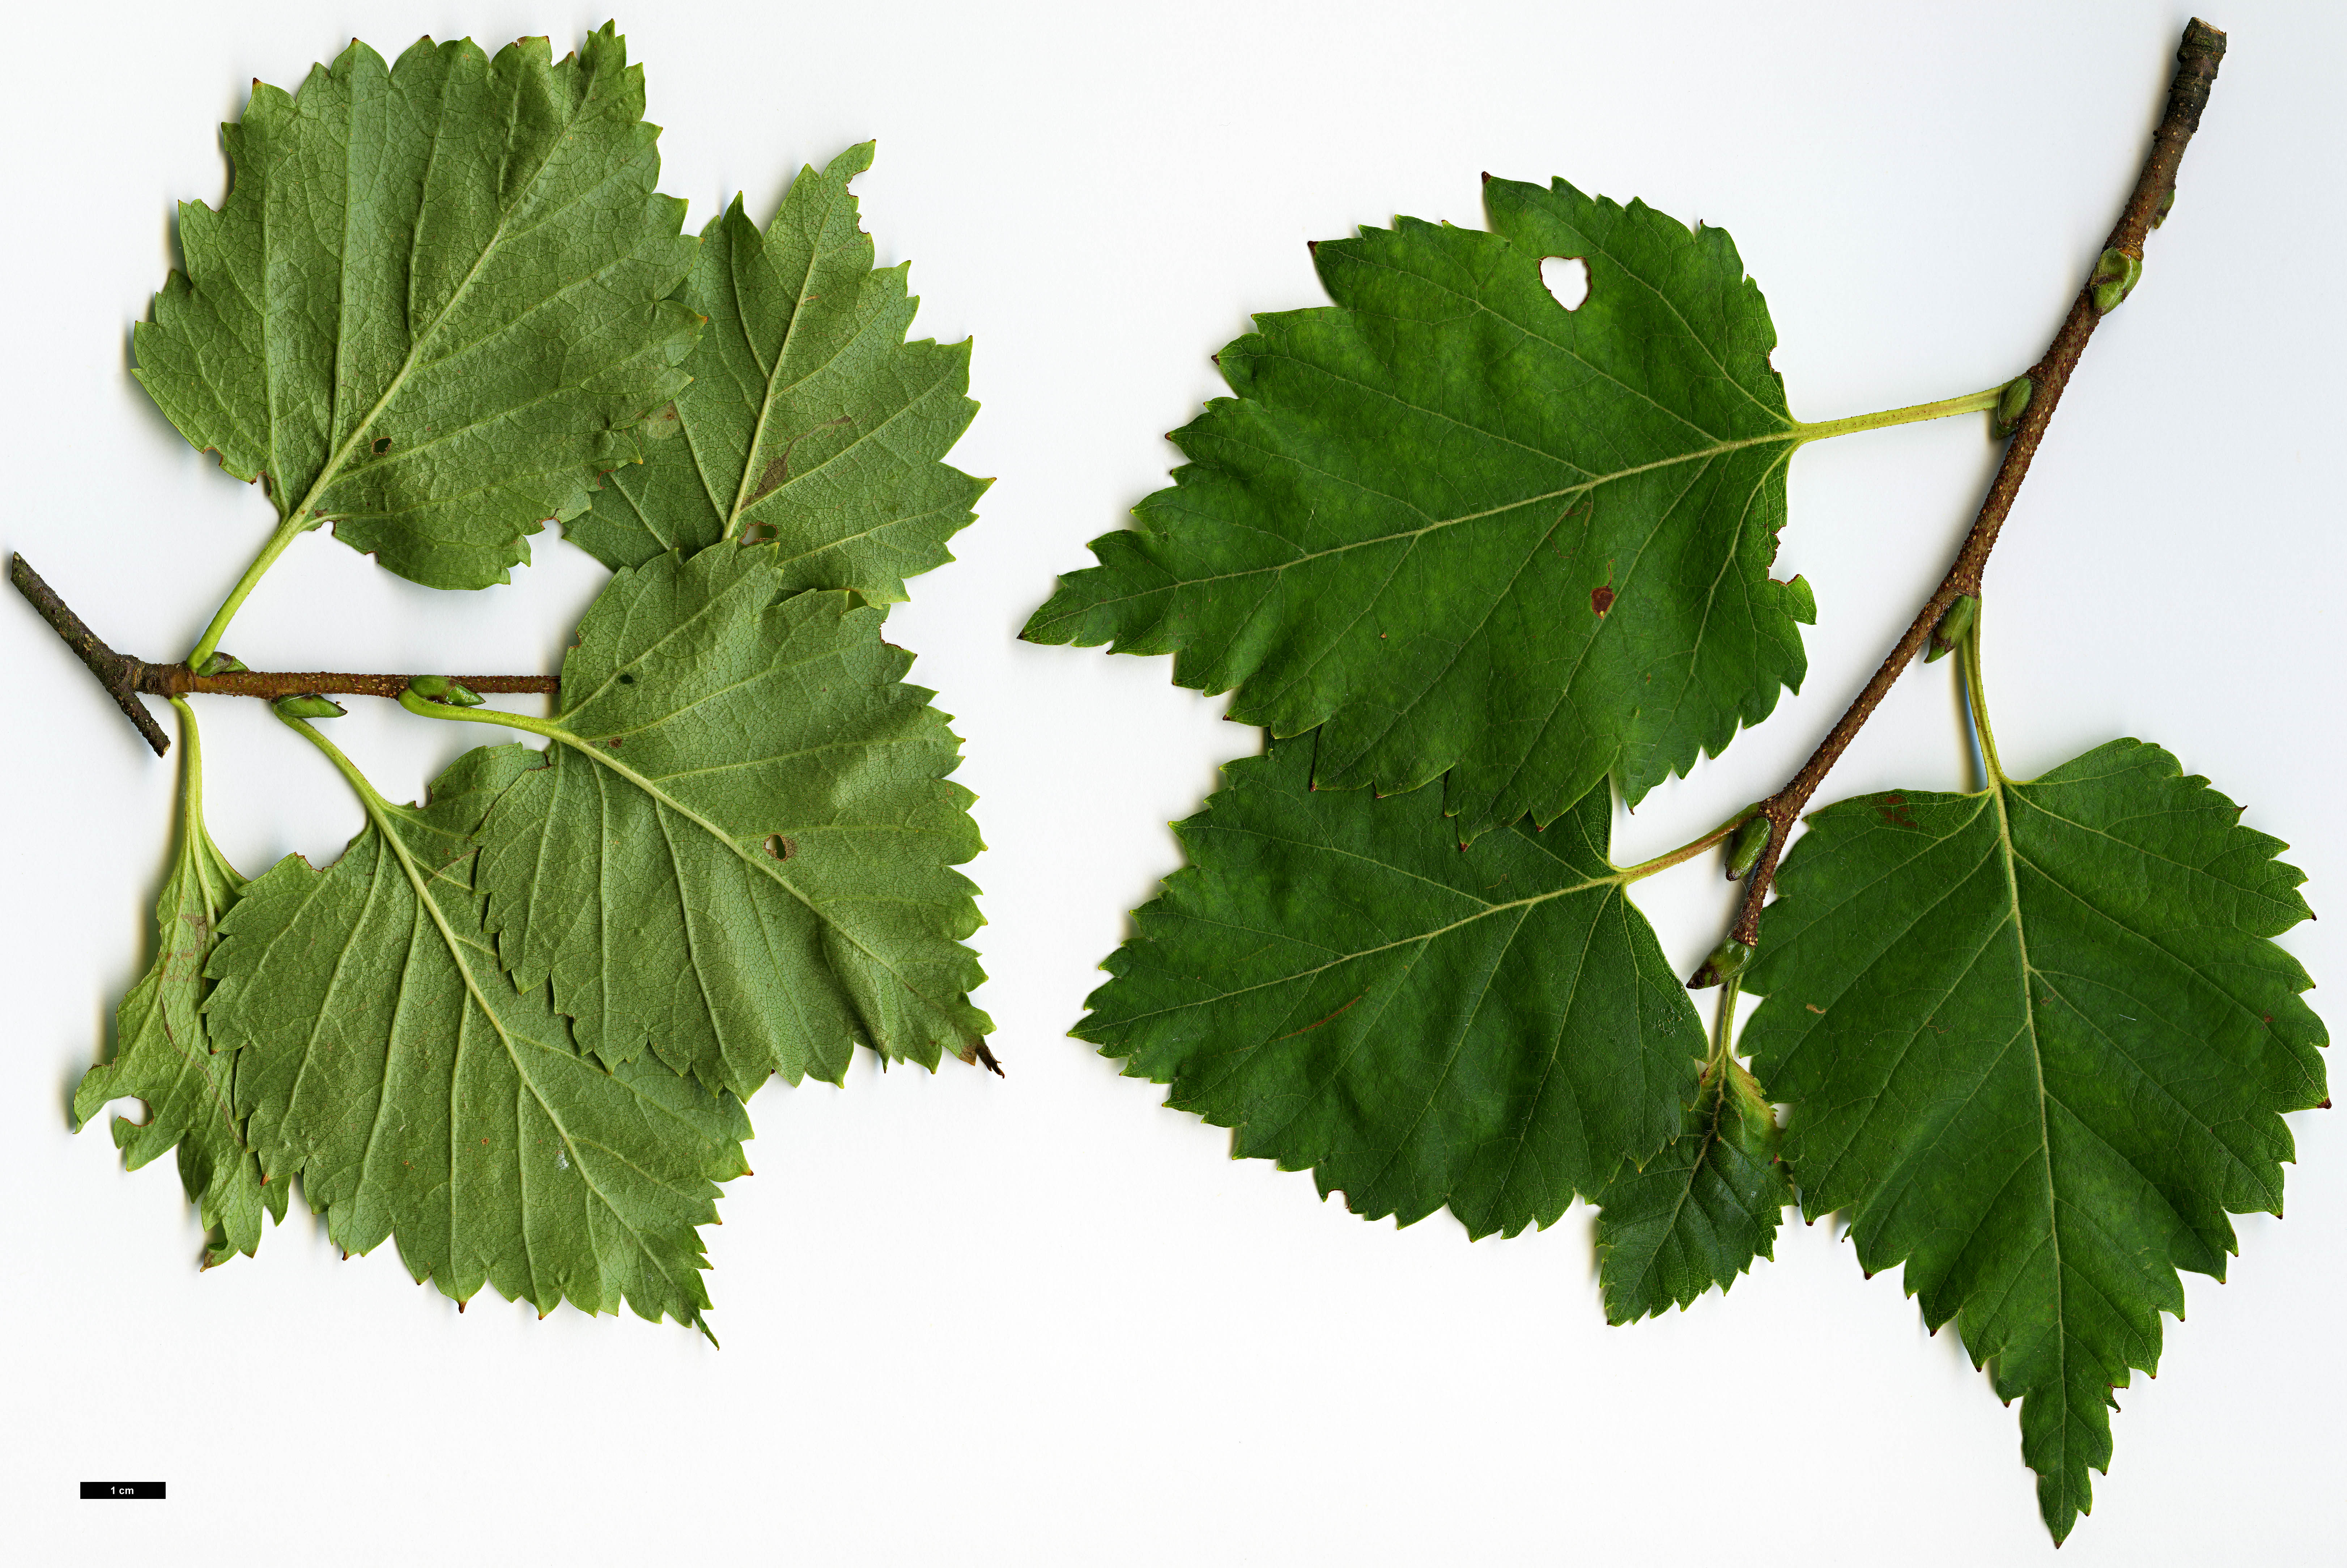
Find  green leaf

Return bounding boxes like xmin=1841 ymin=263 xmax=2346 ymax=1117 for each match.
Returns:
xmin=1024 ymin=176 xmax=1811 ymax=839
xmin=564 ymin=143 xmax=987 ymax=597
xmin=472 ymin=544 xmax=990 ymax=1098
xmin=72 ymin=701 xmax=285 ymax=1266
xmin=1073 ymin=739 xmax=1702 ymax=1237
xmin=1593 ymin=1059 xmax=1789 ymax=1324
xmin=1740 ymin=740 xmax=2327 ymax=1542
xmin=134 ymin=25 xmax=699 ymax=590
xmin=208 ymin=739 xmax=751 ymax=1334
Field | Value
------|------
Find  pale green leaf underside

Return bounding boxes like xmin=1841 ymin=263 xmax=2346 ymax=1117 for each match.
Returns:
xmin=135 ymin=25 xmax=698 ymax=590
xmin=1742 ymin=739 xmax=2327 ymax=1543
xmin=208 ymin=743 xmax=750 ymax=1332
xmin=566 ymin=143 xmax=986 ymax=599
xmin=1074 ymin=740 xmax=1702 ymax=1237
xmin=475 ymin=544 xmax=990 ymax=1099
xmin=1025 ymin=176 xmax=1811 ymax=839
xmin=72 ymin=701 xmax=284 ymax=1265
xmin=1593 ymin=1066 xmax=1787 ymax=1324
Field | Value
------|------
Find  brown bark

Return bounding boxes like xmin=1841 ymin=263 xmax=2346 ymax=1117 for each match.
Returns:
xmin=12 ymin=553 xmax=557 ymax=758
xmin=1715 ymin=19 xmax=2225 ymax=960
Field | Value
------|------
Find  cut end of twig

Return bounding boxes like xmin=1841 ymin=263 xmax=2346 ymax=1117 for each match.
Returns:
xmin=2181 ymin=18 xmax=2225 ymax=62
xmin=9 ymin=553 xmax=170 ymax=757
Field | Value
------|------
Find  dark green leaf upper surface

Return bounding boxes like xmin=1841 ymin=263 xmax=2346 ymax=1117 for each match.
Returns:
xmin=73 ymin=703 xmax=284 ymax=1265
xmin=1593 ymin=1061 xmax=1788 ymax=1324
xmin=1741 ymin=740 xmax=2327 ymax=1542
xmin=1025 ymin=177 xmax=1812 ymax=838
xmin=475 ymin=545 xmax=990 ymax=1098
xmin=135 ymin=26 xmax=698 ymax=589
xmin=1075 ymin=740 xmax=1703 ymax=1237
xmin=208 ymin=743 xmax=751 ymax=1333
xmin=565 ymin=144 xmax=985 ymax=597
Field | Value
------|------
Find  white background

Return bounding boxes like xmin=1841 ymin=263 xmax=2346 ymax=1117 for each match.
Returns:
xmin=4 ymin=1 xmax=2340 ymax=1562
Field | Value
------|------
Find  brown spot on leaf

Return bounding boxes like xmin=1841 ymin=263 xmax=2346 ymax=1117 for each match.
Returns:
xmin=1806 ymin=1003 xmax=1825 ymax=1015
xmin=763 ymin=834 xmax=796 ymax=861
xmin=1590 ymin=585 xmax=1615 ymax=616
xmin=748 ymin=454 xmax=790 ymax=505
xmin=1878 ymin=792 xmax=1919 ymax=829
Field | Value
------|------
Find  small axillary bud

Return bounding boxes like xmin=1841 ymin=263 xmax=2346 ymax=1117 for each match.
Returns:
xmin=1924 ymin=594 xmax=1980 ymax=664
xmin=195 ymin=651 xmax=248 ymax=676
xmin=1725 ymin=812 xmax=1772 ymax=881
xmin=1688 ymin=938 xmax=1753 ymax=990
xmin=406 ymin=675 xmax=484 ymax=707
xmin=2090 ymin=248 xmax=2142 ymax=314
xmin=2152 ymin=186 xmax=2176 ymax=229
xmin=1991 ymin=375 xmax=2033 ymax=440
xmin=274 ymin=693 xmax=345 ymax=719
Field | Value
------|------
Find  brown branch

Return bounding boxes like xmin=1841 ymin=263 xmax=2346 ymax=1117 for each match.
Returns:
xmin=11 ymin=553 xmax=170 ymax=755
xmin=146 ymin=668 xmax=560 ymax=700
xmin=12 ymin=552 xmax=557 ymax=758
xmin=1712 ymin=18 xmax=2224 ymax=963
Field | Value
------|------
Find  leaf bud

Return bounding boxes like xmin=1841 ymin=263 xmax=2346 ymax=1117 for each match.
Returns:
xmin=273 ymin=693 xmax=346 ymax=720
xmin=195 ymin=651 xmax=248 ymax=676
xmin=1924 ymin=594 xmax=1979 ymax=664
xmin=1688 ymin=938 xmax=1752 ymax=989
xmin=2090 ymin=248 xmax=2141 ymax=314
xmin=1725 ymin=813 xmax=1771 ymax=880
xmin=1991 ymin=375 xmax=2033 ymax=440
xmin=2153 ymin=186 xmax=2175 ymax=229
xmin=407 ymin=675 xmax=485 ymax=707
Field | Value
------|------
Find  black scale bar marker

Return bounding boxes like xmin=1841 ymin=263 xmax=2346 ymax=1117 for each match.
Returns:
xmin=81 ymin=1482 xmax=165 ymax=1500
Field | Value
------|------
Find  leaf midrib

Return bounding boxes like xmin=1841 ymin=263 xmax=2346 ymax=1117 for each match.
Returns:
xmin=357 ymin=794 xmax=700 ymax=1310
xmin=1100 ymin=847 xmax=1623 ymax=1028
xmin=1066 ymin=428 xmax=1797 ymax=610
xmin=723 ymin=194 xmax=870 ymax=536
xmin=1985 ymin=772 xmax=2072 ymax=1502
xmin=542 ymin=724 xmax=971 ymax=1028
